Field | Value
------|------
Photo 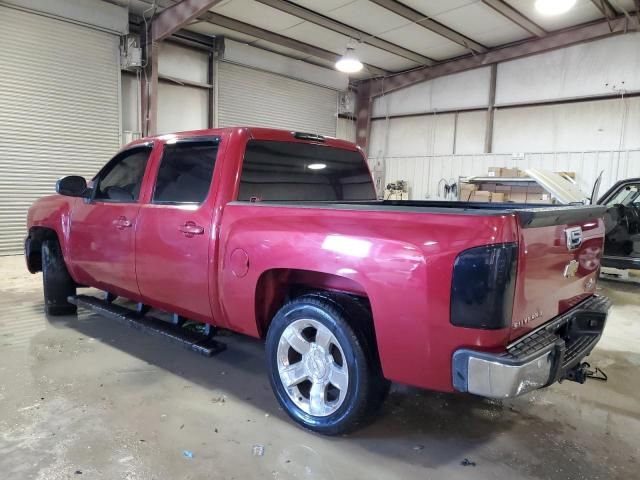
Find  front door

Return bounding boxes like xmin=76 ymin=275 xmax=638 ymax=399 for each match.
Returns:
xmin=599 ymin=179 xmax=640 ymax=268
xmin=68 ymin=145 xmax=153 ymax=298
xmin=135 ymin=137 xmax=220 ymax=322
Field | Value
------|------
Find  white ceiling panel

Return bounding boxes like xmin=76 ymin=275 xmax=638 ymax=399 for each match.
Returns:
xmin=330 ymin=0 xmax=411 ymax=32
xmin=271 ymin=21 xmax=419 ymax=71
xmin=431 ymin=2 xmax=531 ymax=47
xmin=288 ymin=0 xmax=356 ymax=12
xmin=378 ymin=22 xmax=468 ymax=60
xmin=504 ymin=0 xmax=603 ymax=31
xmin=211 ymin=0 xmax=304 ymax=32
xmin=322 ymin=0 xmax=468 ymax=60
xmin=387 ymin=0 xmax=478 ymax=17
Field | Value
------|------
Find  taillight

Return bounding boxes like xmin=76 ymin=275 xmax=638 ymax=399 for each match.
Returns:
xmin=450 ymin=243 xmax=518 ymax=329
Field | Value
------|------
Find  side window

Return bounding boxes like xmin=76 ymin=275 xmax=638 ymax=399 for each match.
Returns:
xmin=153 ymin=139 xmax=219 ymax=204
xmin=94 ymin=147 xmax=152 ymax=202
xmin=606 ymin=184 xmax=640 ymax=206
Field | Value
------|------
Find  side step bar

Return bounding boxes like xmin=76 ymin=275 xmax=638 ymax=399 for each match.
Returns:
xmin=68 ymin=295 xmax=227 ymax=357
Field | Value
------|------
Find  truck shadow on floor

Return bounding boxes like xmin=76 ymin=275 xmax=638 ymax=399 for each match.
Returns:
xmin=40 ymin=306 xmax=613 ymax=476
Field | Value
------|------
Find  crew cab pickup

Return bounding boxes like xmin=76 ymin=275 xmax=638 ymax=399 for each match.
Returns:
xmin=25 ymin=127 xmax=611 ymax=434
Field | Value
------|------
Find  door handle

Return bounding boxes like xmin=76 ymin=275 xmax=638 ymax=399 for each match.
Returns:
xmin=113 ymin=216 xmax=132 ymax=230
xmin=179 ymin=221 xmax=205 ymax=237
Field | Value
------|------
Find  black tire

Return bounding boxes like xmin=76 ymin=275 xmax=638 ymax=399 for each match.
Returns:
xmin=265 ymin=293 xmax=387 ymax=435
xmin=42 ymin=239 xmax=77 ymax=316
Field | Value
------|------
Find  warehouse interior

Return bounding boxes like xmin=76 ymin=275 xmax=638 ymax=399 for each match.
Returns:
xmin=1 ymin=0 xmax=639 ymax=478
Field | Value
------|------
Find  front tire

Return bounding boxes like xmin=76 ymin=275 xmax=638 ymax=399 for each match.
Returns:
xmin=265 ymin=293 xmax=386 ymax=435
xmin=42 ymin=239 xmax=77 ymax=316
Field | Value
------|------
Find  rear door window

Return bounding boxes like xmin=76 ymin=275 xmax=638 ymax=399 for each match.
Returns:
xmin=238 ymin=140 xmax=375 ymax=202
xmin=153 ymin=139 xmax=219 ymax=204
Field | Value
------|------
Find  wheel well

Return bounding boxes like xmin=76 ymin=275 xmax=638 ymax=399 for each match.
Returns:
xmin=254 ymin=268 xmax=373 ymax=337
xmin=26 ymin=227 xmax=58 ymax=273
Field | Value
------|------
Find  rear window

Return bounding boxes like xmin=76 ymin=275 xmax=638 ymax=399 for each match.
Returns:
xmin=238 ymin=140 xmax=375 ymax=202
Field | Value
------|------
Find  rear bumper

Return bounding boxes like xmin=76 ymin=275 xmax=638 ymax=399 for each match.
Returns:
xmin=601 ymin=255 xmax=640 ymax=270
xmin=452 ymin=295 xmax=611 ymax=399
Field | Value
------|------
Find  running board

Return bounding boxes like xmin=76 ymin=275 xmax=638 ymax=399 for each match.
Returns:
xmin=68 ymin=295 xmax=227 ymax=357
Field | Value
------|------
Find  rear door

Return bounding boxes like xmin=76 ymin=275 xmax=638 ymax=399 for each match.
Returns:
xmin=509 ymin=208 xmax=606 ymax=341
xmin=135 ymin=137 xmax=221 ymax=322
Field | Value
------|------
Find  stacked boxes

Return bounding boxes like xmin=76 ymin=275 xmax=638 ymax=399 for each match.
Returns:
xmin=459 ymin=166 xmax=572 ymax=203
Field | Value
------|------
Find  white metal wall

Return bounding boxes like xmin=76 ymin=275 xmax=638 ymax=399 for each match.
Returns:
xmin=0 ymin=5 xmax=121 ymax=255
xmin=157 ymin=42 xmax=210 ymax=135
xmin=375 ymin=150 xmax=640 ymax=201
xmin=218 ymin=62 xmax=338 ymax=136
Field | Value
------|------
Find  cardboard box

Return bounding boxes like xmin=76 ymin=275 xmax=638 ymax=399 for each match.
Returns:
xmin=479 ymin=183 xmax=496 ymax=192
xmin=469 ymin=191 xmax=492 ymax=202
xmin=488 ymin=167 xmax=502 ymax=177
xmin=459 ymin=182 xmax=478 ymax=191
xmin=491 ymin=192 xmax=506 ymax=203
xmin=508 ymin=193 xmax=528 ymax=203
xmin=518 ymin=170 xmax=529 ymax=178
xmin=501 ymin=167 xmax=520 ymax=178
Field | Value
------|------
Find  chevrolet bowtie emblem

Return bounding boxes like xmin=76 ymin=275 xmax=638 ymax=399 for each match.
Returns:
xmin=563 ymin=259 xmax=579 ymax=278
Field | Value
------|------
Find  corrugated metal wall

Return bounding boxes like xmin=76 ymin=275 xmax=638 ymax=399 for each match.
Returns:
xmin=0 ymin=5 xmax=121 ymax=255
xmin=218 ymin=62 xmax=338 ymax=136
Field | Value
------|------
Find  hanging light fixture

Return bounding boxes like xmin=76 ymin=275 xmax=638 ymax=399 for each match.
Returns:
xmin=535 ymin=0 xmax=576 ymax=15
xmin=335 ymin=46 xmax=363 ymax=74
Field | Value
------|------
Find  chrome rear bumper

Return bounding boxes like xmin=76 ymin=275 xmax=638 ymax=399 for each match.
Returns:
xmin=452 ymin=295 xmax=611 ymax=399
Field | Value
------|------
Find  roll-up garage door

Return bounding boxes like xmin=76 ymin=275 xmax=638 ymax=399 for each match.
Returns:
xmin=0 ymin=6 xmax=121 ymax=255
xmin=218 ymin=62 xmax=338 ymax=137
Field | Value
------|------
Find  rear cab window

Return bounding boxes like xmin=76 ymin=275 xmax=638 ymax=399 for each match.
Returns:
xmin=238 ymin=140 xmax=375 ymax=202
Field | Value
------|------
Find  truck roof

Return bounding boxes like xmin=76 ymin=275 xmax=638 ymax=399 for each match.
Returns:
xmin=126 ymin=126 xmax=360 ymax=152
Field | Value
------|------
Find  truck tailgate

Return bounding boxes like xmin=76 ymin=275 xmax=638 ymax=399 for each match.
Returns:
xmin=509 ymin=206 xmax=606 ymax=341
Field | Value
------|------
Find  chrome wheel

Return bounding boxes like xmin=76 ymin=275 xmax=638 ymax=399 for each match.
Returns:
xmin=276 ymin=318 xmax=349 ymax=417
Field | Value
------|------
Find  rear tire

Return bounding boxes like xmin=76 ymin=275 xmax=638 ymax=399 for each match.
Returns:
xmin=42 ymin=239 xmax=77 ymax=316
xmin=265 ymin=293 xmax=387 ymax=435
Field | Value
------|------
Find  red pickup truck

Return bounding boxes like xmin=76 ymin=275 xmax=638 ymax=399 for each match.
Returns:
xmin=25 ymin=127 xmax=610 ymax=434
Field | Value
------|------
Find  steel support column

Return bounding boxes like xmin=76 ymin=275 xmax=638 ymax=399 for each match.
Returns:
xmin=355 ymin=82 xmax=372 ymax=154
xmin=484 ymin=64 xmax=497 ymax=153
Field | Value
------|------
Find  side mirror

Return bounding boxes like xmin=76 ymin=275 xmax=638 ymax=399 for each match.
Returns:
xmin=56 ymin=175 xmax=87 ymax=197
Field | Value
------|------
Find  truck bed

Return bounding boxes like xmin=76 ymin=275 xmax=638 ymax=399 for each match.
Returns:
xmin=237 ymin=199 xmax=606 ymax=227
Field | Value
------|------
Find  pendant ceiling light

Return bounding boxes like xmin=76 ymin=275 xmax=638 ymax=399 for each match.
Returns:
xmin=335 ymin=47 xmax=363 ymax=74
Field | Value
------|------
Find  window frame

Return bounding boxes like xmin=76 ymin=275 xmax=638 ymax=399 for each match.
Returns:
xmin=91 ymin=143 xmax=154 ymax=204
xmin=151 ymin=136 xmax=221 ymax=206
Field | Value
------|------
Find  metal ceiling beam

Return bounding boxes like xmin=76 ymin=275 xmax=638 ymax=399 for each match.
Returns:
xmin=200 ymin=11 xmax=389 ymax=75
xmin=367 ymin=15 xmax=638 ymax=98
xmin=481 ymin=0 xmax=546 ymax=37
xmin=369 ymin=0 xmax=487 ymax=53
xmin=255 ymin=0 xmax=434 ymax=66
xmin=591 ymin=0 xmax=617 ymax=19
xmin=151 ymin=0 xmax=224 ymax=42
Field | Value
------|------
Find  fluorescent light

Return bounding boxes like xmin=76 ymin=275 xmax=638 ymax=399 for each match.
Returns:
xmin=535 ymin=0 xmax=576 ymax=15
xmin=308 ymin=163 xmax=326 ymax=170
xmin=335 ymin=47 xmax=363 ymax=73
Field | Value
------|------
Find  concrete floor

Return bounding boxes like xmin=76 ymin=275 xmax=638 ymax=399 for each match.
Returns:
xmin=0 ymin=255 xmax=638 ymax=480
